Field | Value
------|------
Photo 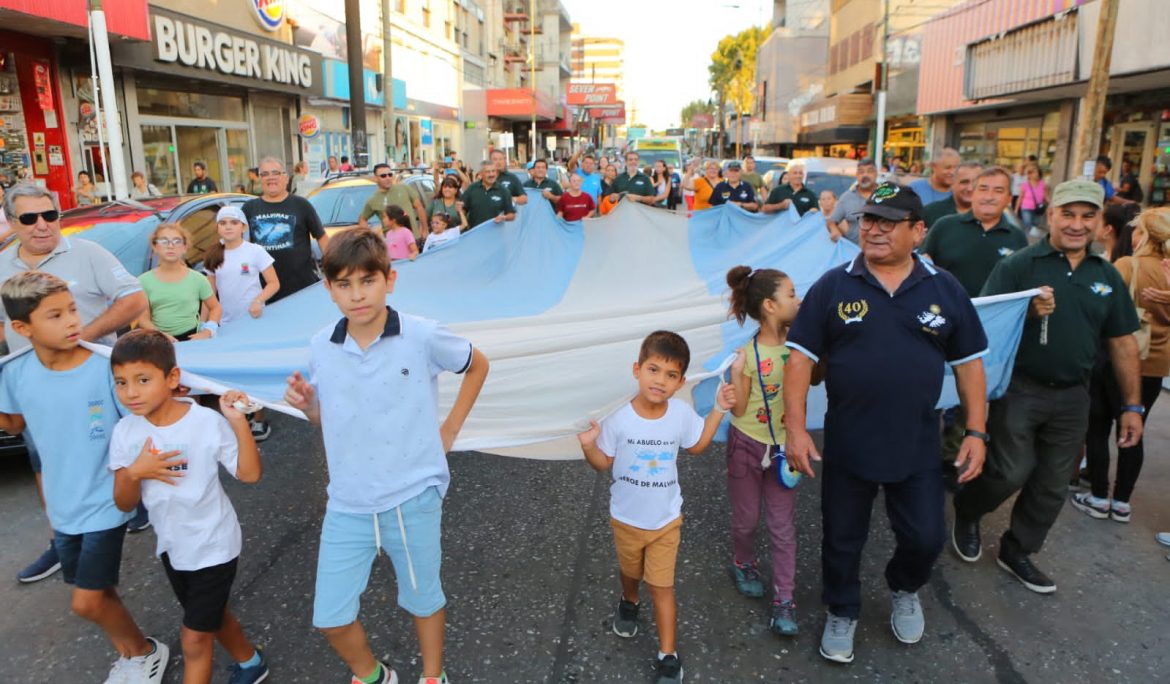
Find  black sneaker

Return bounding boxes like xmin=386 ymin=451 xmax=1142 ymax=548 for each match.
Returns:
xmin=996 ymin=546 xmax=1056 ymax=594
xmin=250 ymin=420 xmax=271 ymax=443
xmin=655 ymin=654 xmax=683 ymax=683
xmin=127 ymin=503 xmax=152 ymax=533
xmin=951 ymin=517 xmax=981 ymax=562
xmin=612 ymin=597 xmax=639 ymax=638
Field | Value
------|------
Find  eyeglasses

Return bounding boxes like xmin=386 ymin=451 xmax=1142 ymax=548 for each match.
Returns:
xmin=17 ymin=210 xmax=59 ymax=225
xmin=377 ymin=173 xmax=393 ymax=178
xmin=859 ymin=216 xmax=912 ymax=233
xmin=258 ymin=170 xmax=285 ymax=178
xmin=153 ymin=237 xmax=186 ymax=247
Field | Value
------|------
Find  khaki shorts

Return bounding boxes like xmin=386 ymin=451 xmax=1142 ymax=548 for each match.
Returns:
xmin=610 ymin=516 xmax=682 ymax=588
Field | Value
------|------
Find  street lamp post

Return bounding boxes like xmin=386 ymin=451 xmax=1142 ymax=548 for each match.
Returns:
xmin=530 ymin=0 xmax=537 ymax=162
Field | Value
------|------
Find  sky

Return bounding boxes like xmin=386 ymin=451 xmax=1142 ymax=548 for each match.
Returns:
xmin=561 ymin=0 xmax=774 ymax=130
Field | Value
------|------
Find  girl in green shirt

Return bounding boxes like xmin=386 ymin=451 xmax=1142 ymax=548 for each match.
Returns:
xmin=138 ymin=223 xmax=222 ymax=341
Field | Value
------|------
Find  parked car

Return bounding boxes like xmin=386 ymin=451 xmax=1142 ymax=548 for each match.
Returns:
xmin=308 ymin=172 xmax=434 ymax=237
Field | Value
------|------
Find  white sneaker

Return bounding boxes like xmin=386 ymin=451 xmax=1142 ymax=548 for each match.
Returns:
xmin=103 ymin=657 xmax=134 ymax=684
xmin=126 ymin=637 xmax=169 ymax=684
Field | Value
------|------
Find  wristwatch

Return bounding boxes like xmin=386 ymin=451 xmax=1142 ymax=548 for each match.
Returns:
xmin=964 ymin=429 xmax=991 ymax=443
xmin=1121 ymin=405 xmax=1147 ymax=416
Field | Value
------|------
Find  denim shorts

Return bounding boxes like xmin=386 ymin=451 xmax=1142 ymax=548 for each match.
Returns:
xmin=312 ymin=486 xmax=446 ymax=628
xmin=54 ymin=524 xmax=128 ymax=590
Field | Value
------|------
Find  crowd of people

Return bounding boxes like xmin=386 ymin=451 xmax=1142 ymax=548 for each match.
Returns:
xmin=1 ymin=140 xmax=1169 ymax=683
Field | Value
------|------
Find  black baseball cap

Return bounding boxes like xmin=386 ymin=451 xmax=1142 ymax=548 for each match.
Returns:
xmin=859 ymin=182 xmax=923 ymax=222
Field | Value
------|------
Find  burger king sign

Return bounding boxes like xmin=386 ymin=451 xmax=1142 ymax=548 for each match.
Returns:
xmin=252 ymin=0 xmax=284 ymax=32
xmin=298 ymin=114 xmax=321 ymax=139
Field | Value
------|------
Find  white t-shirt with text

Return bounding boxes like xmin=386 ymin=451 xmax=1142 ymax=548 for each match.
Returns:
xmin=212 ymin=241 xmax=275 ymax=324
xmin=423 ymin=229 xmax=461 ymax=253
xmin=597 ymin=398 xmax=704 ymax=530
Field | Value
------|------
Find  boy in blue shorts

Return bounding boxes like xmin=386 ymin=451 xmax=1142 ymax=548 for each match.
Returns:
xmin=577 ymin=331 xmax=735 ymax=684
xmin=0 ymin=271 xmax=169 ymax=683
xmin=284 ymin=228 xmax=489 ymax=684
xmin=109 ymin=329 xmax=269 ymax=684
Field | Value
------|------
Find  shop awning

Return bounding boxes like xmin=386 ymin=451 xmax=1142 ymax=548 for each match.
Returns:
xmin=797 ymin=127 xmax=870 ymax=145
xmin=487 ymin=88 xmax=556 ymax=121
xmin=537 ymin=106 xmax=574 ymax=132
xmin=0 ymin=0 xmax=150 ymax=41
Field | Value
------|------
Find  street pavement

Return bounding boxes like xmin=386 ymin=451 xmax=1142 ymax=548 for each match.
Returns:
xmin=2 ymin=398 xmax=1168 ymax=683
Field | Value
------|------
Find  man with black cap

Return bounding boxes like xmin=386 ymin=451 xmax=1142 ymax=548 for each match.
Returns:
xmin=709 ymin=160 xmax=758 ymax=212
xmin=952 ymin=179 xmax=1142 ymax=594
xmin=783 ymin=183 xmax=989 ymax=664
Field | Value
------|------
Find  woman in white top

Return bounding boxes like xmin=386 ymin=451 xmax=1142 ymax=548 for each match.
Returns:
xmin=129 ymin=171 xmax=162 ymax=199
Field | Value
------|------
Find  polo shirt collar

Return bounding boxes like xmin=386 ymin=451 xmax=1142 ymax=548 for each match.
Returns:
xmin=845 ymin=253 xmax=937 ymax=295
xmin=329 ymin=306 xmax=402 ymax=344
xmin=11 ymin=235 xmax=72 ymax=269
xmin=1030 ymin=238 xmax=1105 ymax=263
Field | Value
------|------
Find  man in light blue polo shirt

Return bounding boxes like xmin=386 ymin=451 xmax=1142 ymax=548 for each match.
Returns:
xmin=568 ymin=150 xmax=603 ymax=202
xmin=285 ymin=228 xmax=489 ymax=684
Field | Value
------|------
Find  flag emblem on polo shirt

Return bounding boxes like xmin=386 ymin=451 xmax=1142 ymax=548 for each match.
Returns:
xmin=998 ymin=247 xmax=1015 ymax=257
xmin=1090 ymin=282 xmax=1113 ymax=296
xmin=837 ymin=299 xmax=869 ymax=324
xmin=918 ymin=304 xmax=947 ymax=330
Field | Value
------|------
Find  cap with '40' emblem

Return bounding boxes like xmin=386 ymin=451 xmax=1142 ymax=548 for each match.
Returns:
xmin=859 ymin=183 xmax=924 ymax=222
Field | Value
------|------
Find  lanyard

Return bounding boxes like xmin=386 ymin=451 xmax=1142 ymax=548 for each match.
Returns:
xmin=753 ymin=334 xmax=782 ymax=456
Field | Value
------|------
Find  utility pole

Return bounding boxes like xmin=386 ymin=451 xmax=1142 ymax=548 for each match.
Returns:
xmin=345 ymin=0 xmax=368 ymax=168
xmin=873 ymin=0 xmax=889 ymax=172
xmin=530 ymin=0 xmax=537 ymax=162
xmin=87 ymin=0 xmax=128 ymax=200
xmin=1073 ymin=0 xmax=1120 ymax=179
xmin=382 ymin=0 xmax=394 ymax=165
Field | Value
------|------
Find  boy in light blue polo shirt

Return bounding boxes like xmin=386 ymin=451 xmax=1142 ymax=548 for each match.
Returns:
xmin=285 ymin=229 xmax=489 ymax=684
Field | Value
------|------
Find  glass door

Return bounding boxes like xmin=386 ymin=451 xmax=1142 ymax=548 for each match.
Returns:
xmin=1111 ymin=122 xmax=1156 ymax=202
xmin=224 ymin=128 xmax=250 ymax=193
xmin=142 ymin=124 xmax=178 ymax=195
xmin=176 ymin=126 xmax=224 ymax=193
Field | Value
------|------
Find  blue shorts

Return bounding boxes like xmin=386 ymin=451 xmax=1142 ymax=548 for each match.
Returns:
xmin=54 ymin=524 xmax=128 ymax=590
xmin=312 ymin=486 xmax=446 ymax=628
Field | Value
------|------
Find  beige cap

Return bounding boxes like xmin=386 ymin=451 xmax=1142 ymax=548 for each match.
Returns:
xmin=1051 ymin=178 xmax=1105 ymax=209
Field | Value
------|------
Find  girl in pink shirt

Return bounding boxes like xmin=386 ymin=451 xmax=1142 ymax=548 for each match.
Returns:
xmin=382 ymin=205 xmax=419 ymax=261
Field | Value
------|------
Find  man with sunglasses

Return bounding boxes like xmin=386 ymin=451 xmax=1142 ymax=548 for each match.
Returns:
xmin=783 ymin=183 xmax=989 ymax=664
xmin=1 ymin=183 xmax=148 ymax=584
xmin=359 ymin=163 xmax=427 ymax=239
xmin=243 ymin=157 xmax=328 ymax=303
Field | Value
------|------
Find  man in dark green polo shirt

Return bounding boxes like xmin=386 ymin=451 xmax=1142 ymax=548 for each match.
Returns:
xmin=490 ymin=148 xmax=528 ymax=205
xmin=612 ymin=151 xmax=657 ymax=204
xmin=952 ymin=179 xmax=1143 ymax=595
xmin=762 ymin=163 xmax=818 ymax=216
xmin=523 ymin=158 xmax=563 ymax=210
xmin=462 ymin=161 xmax=516 ymax=229
xmin=922 ymin=167 xmax=1027 ymax=297
xmin=923 ymin=161 xmax=982 ymax=230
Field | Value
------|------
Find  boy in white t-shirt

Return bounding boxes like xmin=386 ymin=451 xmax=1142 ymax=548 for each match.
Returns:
xmin=108 ymin=330 xmax=269 ymax=684
xmin=577 ymin=330 xmax=735 ymax=684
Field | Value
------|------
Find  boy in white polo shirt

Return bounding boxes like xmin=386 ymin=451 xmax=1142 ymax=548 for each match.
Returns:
xmin=108 ymin=329 xmax=269 ymax=684
xmin=577 ymin=331 xmax=735 ymax=684
xmin=284 ymin=228 xmax=489 ymax=684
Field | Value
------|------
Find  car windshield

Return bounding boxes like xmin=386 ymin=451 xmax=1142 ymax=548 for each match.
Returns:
xmin=805 ymin=173 xmax=855 ymax=200
xmin=312 ymin=186 xmax=378 ymax=226
xmin=632 ymin=150 xmax=682 ymax=170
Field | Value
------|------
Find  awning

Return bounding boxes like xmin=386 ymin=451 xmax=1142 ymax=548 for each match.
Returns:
xmin=537 ymin=106 xmax=574 ymax=132
xmin=486 ymin=88 xmax=557 ymax=121
xmin=797 ymin=126 xmax=870 ymax=145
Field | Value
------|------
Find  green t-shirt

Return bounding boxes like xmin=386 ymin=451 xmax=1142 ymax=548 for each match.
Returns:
xmin=921 ymin=212 xmax=1028 ymax=298
xmin=361 ymin=186 xmax=418 ymax=231
xmin=731 ymin=340 xmax=788 ymax=446
xmin=429 ymin=197 xmax=462 ymax=225
xmin=741 ymin=171 xmax=765 ymax=197
xmin=139 ymin=269 xmax=213 ymax=336
xmin=766 ymin=184 xmax=819 ymax=216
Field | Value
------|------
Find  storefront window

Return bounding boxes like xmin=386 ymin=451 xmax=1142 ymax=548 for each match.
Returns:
xmin=138 ymin=87 xmax=245 ymax=121
xmin=956 ymin=116 xmax=1058 ymax=174
xmin=252 ymin=105 xmax=292 ymax=163
xmin=142 ymin=124 xmax=177 ymax=194
xmin=225 ymin=129 xmax=250 ymax=193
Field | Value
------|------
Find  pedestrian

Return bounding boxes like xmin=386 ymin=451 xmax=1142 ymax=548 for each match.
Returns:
xmin=1094 ymin=155 xmax=1129 ymax=206
xmin=761 ymin=163 xmax=816 ymax=216
xmin=613 ymin=151 xmax=658 ymax=205
xmin=323 ymin=156 xmax=342 ymax=181
xmin=201 ymin=206 xmax=280 ymax=325
xmin=2 ymin=184 xmax=149 ymax=579
xmin=109 ymin=330 xmax=269 ymax=684
xmin=129 ymin=171 xmax=162 ymax=199
xmin=291 ymin=160 xmax=311 ymax=197
xmin=429 ymin=176 xmax=468 ymax=230
xmin=1015 ymin=162 xmax=1048 ymax=238
xmin=1071 ymin=207 xmax=1170 ymax=523
xmin=909 ymin=148 xmax=960 ymax=205
xmin=523 ymin=158 xmax=563 ymax=210
xmin=828 ymin=158 xmax=879 ymax=243
xmin=567 ymin=150 xmax=603 ymax=202
xmin=818 ymin=190 xmax=837 ymax=221
xmin=383 ymin=205 xmax=419 ymax=261
xmin=339 ymin=156 xmax=353 ymax=172
xmin=243 ymin=157 xmax=329 ymax=304
xmin=600 ymin=163 xmax=620 ymax=199
xmin=245 ymin=168 xmax=261 ymax=196
xmin=684 ymin=160 xmax=721 ymax=211
xmin=576 ymin=331 xmax=735 ymax=684
xmin=740 ymin=155 xmax=765 ymax=199
xmin=709 ymin=160 xmax=758 ymax=212
xmin=783 ymin=182 xmax=989 ymax=663
xmin=952 ymin=179 xmax=1143 ymax=595
xmin=0 ymin=271 xmax=170 ymax=682
xmin=283 ymin=228 xmax=489 ymax=684
xmin=556 ymin=172 xmax=596 ymax=221
xmin=74 ymin=170 xmax=98 ymax=206
xmin=490 ymin=149 xmax=528 ymax=205
xmin=1117 ymin=158 xmax=1144 ymax=204
xmin=922 ymin=161 xmax=983 ymax=230
xmin=649 ymin=160 xmax=673 ymax=208
xmin=137 ymin=223 xmax=222 ymax=342
xmin=724 ymin=266 xmax=802 ymax=637
xmin=423 ymin=212 xmax=460 ymax=253
xmin=186 ymin=161 xmax=218 ymax=194
xmin=667 ymin=164 xmax=682 ymax=211
xmin=359 ymin=163 xmax=428 ymax=239
xmin=462 ymin=161 xmax=517 ymax=230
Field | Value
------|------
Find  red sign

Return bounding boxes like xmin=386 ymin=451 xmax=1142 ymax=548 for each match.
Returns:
xmin=589 ymin=102 xmax=625 ymax=121
xmin=690 ymin=113 xmax=715 ymax=129
xmin=486 ymin=88 xmax=557 ymax=120
xmin=566 ymin=83 xmax=617 ymax=106
xmin=0 ymin=0 xmax=151 ymax=40
xmin=33 ymin=61 xmax=52 ymax=111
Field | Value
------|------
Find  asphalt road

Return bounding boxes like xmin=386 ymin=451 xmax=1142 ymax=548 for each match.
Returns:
xmin=1 ymin=399 xmax=1168 ymax=683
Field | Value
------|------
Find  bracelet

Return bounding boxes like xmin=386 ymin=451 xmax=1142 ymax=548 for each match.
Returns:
xmin=1121 ymin=404 xmax=1146 ymax=416
xmin=964 ymin=429 xmax=991 ymax=443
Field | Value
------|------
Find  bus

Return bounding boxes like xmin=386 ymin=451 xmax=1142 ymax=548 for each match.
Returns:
xmin=631 ymin=137 xmax=684 ymax=171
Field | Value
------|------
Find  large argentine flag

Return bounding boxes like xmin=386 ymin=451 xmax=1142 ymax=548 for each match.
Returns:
xmin=148 ymin=190 xmax=1036 ymax=459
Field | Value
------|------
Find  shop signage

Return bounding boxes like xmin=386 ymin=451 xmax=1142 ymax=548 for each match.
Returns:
xmin=252 ymin=0 xmax=285 ymax=32
xmin=142 ymin=10 xmax=322 ymax=96
xmin=298 ymin=114 xmax=321 ymax=139
xmin=690 ymin=113 xmax=714 ymax=129
xmin=566 ymin=83 xmax=617 ymax=106
xmin=420 ymin=119 xmax=433 ymax=145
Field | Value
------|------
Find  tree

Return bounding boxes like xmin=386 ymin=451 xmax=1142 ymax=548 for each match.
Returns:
xmin=680 ymin=99 xmax=715 ymax=127
xmin=708 ymin=25 xmax=767 ymax=155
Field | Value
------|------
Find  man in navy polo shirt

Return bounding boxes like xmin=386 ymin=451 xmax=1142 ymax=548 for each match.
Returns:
xmin=782 ymin=183 xmax=990 ymax=664
xmin=709 ymin=161 xmax=759 ymax=211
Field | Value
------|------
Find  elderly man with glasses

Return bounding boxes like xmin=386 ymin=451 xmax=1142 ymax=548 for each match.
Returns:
xmin=243 ymin=157 xmax=329 ymax=303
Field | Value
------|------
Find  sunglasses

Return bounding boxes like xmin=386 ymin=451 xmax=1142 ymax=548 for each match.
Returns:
xmin=377 ymin=173 xmax=393 ymax=178
xmin=153 ymin=237 xmax=187 ymax=247
xmin=17 ymin=210 xmax=59 ymax=225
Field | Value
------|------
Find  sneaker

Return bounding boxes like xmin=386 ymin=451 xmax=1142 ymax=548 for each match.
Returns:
xmin=127 ymin=504 xmax=151 ymax=533
xmin=1109 ymin=500 xmax=1131 ymax=524
xmin=250 ymin=420 xmax=272 ymax=442
xmin=103 ymin=657 xmax=134 ymax=684
xmin=1156 ymin=532 xmax=1170 ymax=548
xmin=819 ymin=613 xmax=857 ymax=663
xmin=227 ymin=648 xmax=270 ymax=684
xmin=350 ymin=662 xmax=397 ymax=684
xmin=17 ymin=541 xmax=61 ymax=583
xmin=951 ymin=517 xmax=981 ymax=563
xmin=731 ymin=562 xmax=765 ymax=598
xmin=1069 ymin=492 xmax=1110 ymax=520
xmin=890 ymin=591 xmax=924 ymax=644
xmin=996 ymin=546 xmax=1056 ymax=594
xmin=417 ymin=672 xmax=448 ymax=684
xmin=126 ymin=637 xmax=169 ymax=684
xmin=612 ymin=597 xmax=639 ymax=638
xmin=769 ymin=600 xmax=798 ymax=636
xmin=654 ymin=654 xmax=683 ymax=683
